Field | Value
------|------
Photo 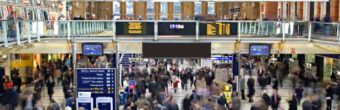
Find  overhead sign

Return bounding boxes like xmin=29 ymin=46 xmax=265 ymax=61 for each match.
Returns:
xmin=77 ymin=68 xmax=116 ymax=108
xmin=200 ymin=22 xmax=238 ymax=36
xmin=116 ymin=22 xmax=154 ymax=35
xmin=158 ymin=22 xmax=196 ymax=35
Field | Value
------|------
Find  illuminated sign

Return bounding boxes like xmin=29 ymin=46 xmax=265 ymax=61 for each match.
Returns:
xmin=169 ymin=24 xmax=185 ymax=29
xmin=128 ymin=22 xmax=143 ymax=34
xmin=200 ymin=22 xmax=238 ymax=36
xmin=116 ymin=22 xmax=154 ymax=35
xmin=158 ymin=22 xmax=196 ymax=35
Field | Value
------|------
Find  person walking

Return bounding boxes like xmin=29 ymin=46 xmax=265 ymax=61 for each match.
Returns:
xmin=231 ymin=92 xmax=241 ymax=110
xmin=287 ymin=93 xmax=298 ymax=110
xmin=46 ymin=76 xmax=55 ymax=101
xmin=261 ymin=90 xmax=271 ymax=109
xmin=239 ymin=75 xmax=246 ymax=100
xmin=182 ymin=94 xmax=192 ymax=110
xmin=295 ymin=84 xmax=304 ymax=105
xmin=271 ymin=89 xmax=281 ymax=110
xmin=247 ymin=75 xmax=255 ymax=102
xmin=302 ymin=96 xmax=313 ymax=110
xmin=326 ymin=84 xmax=333 ymax=110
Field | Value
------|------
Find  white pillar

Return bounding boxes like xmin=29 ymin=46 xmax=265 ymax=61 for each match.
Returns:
xmin=303 ymin=2 xmax=310 ymax=21
xmin=320 ymin=2 xmax=327 ymax=19
xmin=283 ymin=2 xmax=287 ymax=19
xmin=291 ymin=2 xmax=296 ymax=20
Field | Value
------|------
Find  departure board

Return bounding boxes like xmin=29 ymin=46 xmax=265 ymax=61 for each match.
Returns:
xmin=77 ymin=68 xmax=116 ymax=94
xmin=199 ymin=22 xmax=238 ymax=36
xmin=116 ymin=22 xmax=154 ymax=35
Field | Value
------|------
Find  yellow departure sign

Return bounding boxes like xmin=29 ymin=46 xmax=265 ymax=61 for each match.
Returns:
xmin=128 ymin=22 xmax=143 ymax=34
xmin=207 ymin=23 xmax=231 ymax=35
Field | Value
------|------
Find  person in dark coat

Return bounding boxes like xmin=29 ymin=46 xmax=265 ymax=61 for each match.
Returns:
xmin=311 ymin=95 xmax=322 ymax=110
xmin=272 ymin=76 xmax=279 ymax=90
xmin=261 ymin=90 xmax=271 ymax=108
xmin=302 ymin=97 xmax=312 ymax=110
xmin=12 ymin=75 xmax=22 ymax=93
xmin=325 ymin=84 xmax=333 ymax=110
xmin=271 ymin=89 xmax=281 ymax=110
xmin=295 ymin=85 xmax=304 ymax=105
xmin=180 ymin=71 xmax=189 ymax=91
xmin=287 ymin=93 xmax=298 ymax=110
xmin=247 ymin=76 xmax=255 ymax=102
xmin=182 ymin=94 xmax=191 ymax=110
xmin=46 ymin=76 xmax=55 ymax=101
xmin=258 ymin=75 xmax=267 ymax=90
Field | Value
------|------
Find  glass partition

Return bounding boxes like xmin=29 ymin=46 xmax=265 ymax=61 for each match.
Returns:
xmin=311 ymin=22 xmax=338 ymax=42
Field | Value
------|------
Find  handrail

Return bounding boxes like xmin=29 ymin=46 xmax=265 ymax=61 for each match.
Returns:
xmin=0 ymin=20 xmax=340 ymax=47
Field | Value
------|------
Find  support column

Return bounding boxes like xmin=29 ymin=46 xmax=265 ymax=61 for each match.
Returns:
xmin=115 ymin=42 xmax=120 ymax=110
xmin=303 ymin=2 xmax=310 ymax=21
xmin=291 ymin=2 xmax=296 ymax=20
xmin=283 ymin=2 xmax=287 ymax=19
xmin=71 ymin=40 xmax=77 ymax=104
xmin=320 ymin=2 xmax=327 ymax=19
xmin=2 ymin=22 xmax=8 ymax=47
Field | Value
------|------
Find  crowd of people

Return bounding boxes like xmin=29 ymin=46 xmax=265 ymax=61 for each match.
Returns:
xmin=1 ymin=55 xmax=340 ymax=110
xmin=0 ymin=57 xmax=76 ymax=110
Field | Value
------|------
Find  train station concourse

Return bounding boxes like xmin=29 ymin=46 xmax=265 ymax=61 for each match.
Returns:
xmin=2 ymin=0 xmax=340 ymax=110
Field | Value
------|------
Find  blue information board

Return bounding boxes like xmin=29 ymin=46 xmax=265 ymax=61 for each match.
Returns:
xmin=77 ymin=68 xmax=116 ymax=108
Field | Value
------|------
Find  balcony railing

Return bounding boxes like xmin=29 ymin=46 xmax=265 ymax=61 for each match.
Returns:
xmin=0 ymin=20 xmax=339 ymax=47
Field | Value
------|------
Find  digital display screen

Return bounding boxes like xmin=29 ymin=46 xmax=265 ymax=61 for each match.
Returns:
xmin=249 ymin=44 xmax=271 ymax=56
xmin=158 ymin=22 xmax=196 ymax=35
xmin=199 ymin=22 xmax=238 ymax=36
xmin=82 ymin=43 xmax=103 ymax=56
xmin=116 ymin=22 xmax=154 ymax=35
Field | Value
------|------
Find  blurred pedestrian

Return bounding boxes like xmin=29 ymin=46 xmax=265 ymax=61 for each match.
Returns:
xmin=247 ymin=76 xmax=255 ymax=102
xmin=46 ymin=76 xmax=55 ymax=101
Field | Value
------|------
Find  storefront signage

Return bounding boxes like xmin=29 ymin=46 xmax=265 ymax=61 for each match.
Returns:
xmin=116 ymin=22 xmax=154 ymax=35
xmin=158 ymin=22 xmax=196 ymax=35
xmin=200 ymin=22 xmax=238 ymax=36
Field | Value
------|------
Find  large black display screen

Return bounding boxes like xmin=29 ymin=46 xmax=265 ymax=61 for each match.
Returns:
xmin=249 ymin=44 xmax=271 ymax=56
xmin=82 ymin=43 xmax=103 ymax=56
xmin=142 ymin=43 xmax=211 ymax=58
xmin=157 ymin=22 xmax=196 ymax=35
xmin=199 ymin=22 xmax=238 ymax=36
xmin=116 ymin=22 xmax=154 ymax=35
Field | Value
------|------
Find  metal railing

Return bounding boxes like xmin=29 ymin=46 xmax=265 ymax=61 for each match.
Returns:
xmin=1 ymin=20 xmax=340 ymax=47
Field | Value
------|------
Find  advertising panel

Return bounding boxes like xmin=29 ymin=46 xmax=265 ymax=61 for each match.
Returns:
xmin=199 ymin=22 xmax=238 ymax=36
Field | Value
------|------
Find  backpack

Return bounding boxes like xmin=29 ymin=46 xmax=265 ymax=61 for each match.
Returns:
xmin=217 ymin=95 xmax=226 ymax=106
